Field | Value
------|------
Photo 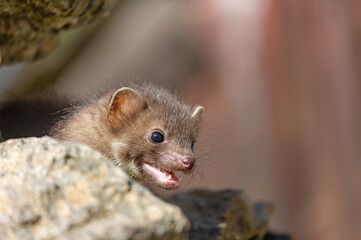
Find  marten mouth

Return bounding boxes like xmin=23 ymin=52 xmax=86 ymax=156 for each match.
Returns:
xmin=142 ymin=161 xmax=180 ymax=189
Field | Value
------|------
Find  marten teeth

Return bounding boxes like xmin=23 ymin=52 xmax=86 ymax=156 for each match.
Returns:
xmin=142 ymin=161 xmax=179 ymax=186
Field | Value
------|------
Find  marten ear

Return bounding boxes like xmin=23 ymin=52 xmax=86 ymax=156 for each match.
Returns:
xmin=107 ymin=87 xmax=144 ymax=121
xmin=191 ymin=105 xmax=204 ymax=123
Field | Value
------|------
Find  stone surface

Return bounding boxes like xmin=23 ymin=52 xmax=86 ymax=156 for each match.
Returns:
xmin=263 ymin=232 xmax=292 ymax=240
xmin=168 ymin=190 xmax=274 ymax=240
xmin=0 ymin=0 xmax=109 ymax=66
xmin=0 ymin=137 xmax=189 ymax=240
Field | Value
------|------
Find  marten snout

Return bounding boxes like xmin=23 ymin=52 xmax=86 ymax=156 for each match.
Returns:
xmin=182 ymin=157 xmax=195 ymax=171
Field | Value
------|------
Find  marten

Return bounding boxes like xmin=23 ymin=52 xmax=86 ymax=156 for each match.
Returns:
xmin=0 ymin=82 xmax=204 ymax=190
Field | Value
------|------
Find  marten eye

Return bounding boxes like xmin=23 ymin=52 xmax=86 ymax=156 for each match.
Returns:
xmin=150 ymin=131 xmax=164 ymax=143
xmin=191 ymin=142 xmax=195 ymax=150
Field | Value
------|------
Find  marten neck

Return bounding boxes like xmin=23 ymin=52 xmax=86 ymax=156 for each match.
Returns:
xmin=52 ymin=94 xmax=113 ymax=159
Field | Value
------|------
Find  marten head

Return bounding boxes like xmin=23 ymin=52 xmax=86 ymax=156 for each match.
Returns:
xmin=106 ymin=85 xmax=203 ymax=189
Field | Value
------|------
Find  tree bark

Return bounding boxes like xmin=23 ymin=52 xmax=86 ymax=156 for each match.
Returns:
xmin=0 ymin=0 xmax=109 ymax=66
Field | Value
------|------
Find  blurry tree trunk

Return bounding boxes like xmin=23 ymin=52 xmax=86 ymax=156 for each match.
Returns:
xmin=263 ymin=1 xmax=361 ymax=239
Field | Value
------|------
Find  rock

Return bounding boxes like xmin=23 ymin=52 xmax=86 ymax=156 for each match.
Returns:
xmin=263 ymin=232 xmax=292 ymax=240
xmin=0 ymin=0 xmax=109 ymax=66
xmin=0 ymin=137 xmax=189 ymax=240
xmin=167 ymin=190 xmax=274 ymax=240
xmin=0 ymin=137 xmax=290 ymax=240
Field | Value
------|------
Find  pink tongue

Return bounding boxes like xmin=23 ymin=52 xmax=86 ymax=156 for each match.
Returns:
xmin=160 ymin=169 xmax=178 ymax=181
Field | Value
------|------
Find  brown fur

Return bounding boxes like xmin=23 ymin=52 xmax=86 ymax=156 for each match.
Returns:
xmin=51 ymin=83 xmax=203 ymax=189
xmin=0 ymin=83 xmax=203 ymax=189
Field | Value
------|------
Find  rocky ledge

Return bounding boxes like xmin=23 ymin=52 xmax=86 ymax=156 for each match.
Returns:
xmin=0 ymin=137 xmax=290 ymax=240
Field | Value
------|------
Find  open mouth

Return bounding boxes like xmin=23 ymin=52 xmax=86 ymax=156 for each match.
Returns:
xmin=142 ymin=161 xmax=181 ymax=189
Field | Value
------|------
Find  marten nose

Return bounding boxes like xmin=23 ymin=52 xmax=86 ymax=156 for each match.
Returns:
xmin=182 ymin=157 xmax=195 ymax=170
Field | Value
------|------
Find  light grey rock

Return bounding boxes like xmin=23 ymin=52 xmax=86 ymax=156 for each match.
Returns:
xmin=0 ymin=137 xmax=189 ymax=240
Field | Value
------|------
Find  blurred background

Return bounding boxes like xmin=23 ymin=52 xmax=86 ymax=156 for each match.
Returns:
xmin=0 ymin=0 xmax=360 ymax=239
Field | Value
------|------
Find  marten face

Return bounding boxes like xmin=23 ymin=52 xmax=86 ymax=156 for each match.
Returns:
xmin=106 ymin=87 xmax=203 ymax=190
